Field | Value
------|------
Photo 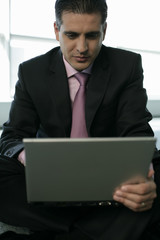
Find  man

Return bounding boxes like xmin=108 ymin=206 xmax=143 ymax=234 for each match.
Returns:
xmin=0 ymin=0 xmax=160 ymax=239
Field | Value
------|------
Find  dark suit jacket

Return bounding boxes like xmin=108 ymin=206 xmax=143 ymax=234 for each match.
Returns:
xmin=1 ymin=45 xmax=160 ymax=238
xmin=0 ymin=45 xmax=156 ymax=158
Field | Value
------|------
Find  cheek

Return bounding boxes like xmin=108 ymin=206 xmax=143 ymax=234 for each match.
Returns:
xmin=60 ymin=44 xmax=74 ymax=62
xmin=60 ymin=39 xmax=74 ymax=55
xmin=90 ymin=40 xmax=102 ymax=55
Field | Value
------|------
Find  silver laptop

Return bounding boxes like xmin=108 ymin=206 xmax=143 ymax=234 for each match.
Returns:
xmin=23 ymin=137 xmax=156 ymax=204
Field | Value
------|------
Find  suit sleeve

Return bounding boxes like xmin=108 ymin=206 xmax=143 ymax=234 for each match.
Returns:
xmin=0 ymin=64 xmax=40 ymax=158
xmin=115 ymin=54 xmax=160 ymax=196
xmin=116 ymin=54 xmax=153 ymax=137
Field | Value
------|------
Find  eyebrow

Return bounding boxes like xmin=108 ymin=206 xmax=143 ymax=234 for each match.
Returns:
xmin=64 ymin=31 xmax=101 ymax=36
xmin=86 ymin=31 xmax=101 ymax=36
xmin=64 ymin=31 xmax=79 ymax=35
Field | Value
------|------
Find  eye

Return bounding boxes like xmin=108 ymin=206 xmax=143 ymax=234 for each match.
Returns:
xmin=86 ymin=32 xmax=100 ymax=39
xmin=65 ymin=32 xmax=78 ymax=39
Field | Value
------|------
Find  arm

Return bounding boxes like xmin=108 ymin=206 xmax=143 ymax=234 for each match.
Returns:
xmin=0 ymin=63 xmax=40 ymax=158
xmin=112 ymin=53 xmax=159 ymax=211
xmin=116 ymin=54 xmax=153 ymax=137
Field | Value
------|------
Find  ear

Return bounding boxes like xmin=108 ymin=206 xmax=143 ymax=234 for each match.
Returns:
xmin=102 ymin=22 xmax=107 ymax=41
xmin=54 ymin=22 xmax=60 ymax=41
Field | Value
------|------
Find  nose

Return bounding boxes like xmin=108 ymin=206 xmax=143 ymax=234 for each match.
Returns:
xmin=76 ymin=36 xmax=88 ymax=54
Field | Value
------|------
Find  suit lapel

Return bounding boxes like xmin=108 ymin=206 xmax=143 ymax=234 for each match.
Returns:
xmin=86 ymin=47 xmax=111 ymax=134
xmin=48 ymin=49 xmax=72 ymax=137
xmin=46 ymin=46 xmax=111 ymax=137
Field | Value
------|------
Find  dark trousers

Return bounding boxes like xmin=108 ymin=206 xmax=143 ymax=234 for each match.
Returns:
xmin=0 ymin=155 xmax=160 ymax=240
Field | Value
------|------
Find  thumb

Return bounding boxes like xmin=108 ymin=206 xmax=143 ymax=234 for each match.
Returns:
xmin=148 ymin=169 xmax=154 ymax=179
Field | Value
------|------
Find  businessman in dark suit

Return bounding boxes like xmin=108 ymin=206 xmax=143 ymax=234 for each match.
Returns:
xmin=0 ymin=0 xmax=160 ymax=239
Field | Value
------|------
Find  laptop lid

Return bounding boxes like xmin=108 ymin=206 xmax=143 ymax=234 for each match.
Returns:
xmin=23 ymin=137 xmax=156 ymax=203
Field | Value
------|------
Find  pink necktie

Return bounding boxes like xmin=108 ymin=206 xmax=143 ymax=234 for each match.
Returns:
xmin=70 ymin=72 xmax=89 ymax=138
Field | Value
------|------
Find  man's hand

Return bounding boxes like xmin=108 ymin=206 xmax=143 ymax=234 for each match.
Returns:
xmin=113 ymin=169 xmax=157 ymax=212
xmin=18 ymin=149 xmax=26 ymax=166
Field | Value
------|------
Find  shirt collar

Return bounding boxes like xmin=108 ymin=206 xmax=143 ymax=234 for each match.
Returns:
xmin=63 ymin=55 xmax=93 ymax=78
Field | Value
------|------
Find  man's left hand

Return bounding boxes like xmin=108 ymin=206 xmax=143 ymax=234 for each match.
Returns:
xmin=113 ymin=170 xmax=157 ymax=212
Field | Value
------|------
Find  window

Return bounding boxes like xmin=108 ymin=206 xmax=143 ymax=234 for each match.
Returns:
xmin=10 ymin=0 xmax=58 ymax=96
xmin=0 ymin=0 xmax=10 ymax=100
xmin=0 ymin=0 xmax=160 ymax=116
xmin=106 ymin=0 xmax=160 ymax=101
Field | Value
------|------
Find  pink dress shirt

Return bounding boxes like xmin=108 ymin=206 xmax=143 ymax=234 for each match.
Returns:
xmin=18 ymin=56 xmax=92 ymax=164
xmin=63 ymin=56 xmax=92 ymax=106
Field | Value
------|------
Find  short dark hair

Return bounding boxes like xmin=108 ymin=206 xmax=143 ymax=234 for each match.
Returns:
xmin=55 ymin=0 xmax=108 ymax=29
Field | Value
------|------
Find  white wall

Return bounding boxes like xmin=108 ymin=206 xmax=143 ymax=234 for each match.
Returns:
xmin=0 ymin=102 xmax=11 ymax=126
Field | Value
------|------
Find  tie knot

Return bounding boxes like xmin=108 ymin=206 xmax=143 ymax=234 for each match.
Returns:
xmin=74 ymin=72 xmax=89 ymax=86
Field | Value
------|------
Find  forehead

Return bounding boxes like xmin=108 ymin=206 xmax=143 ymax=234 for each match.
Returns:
xmin=60 ymin=11 xmax=103 ymax=32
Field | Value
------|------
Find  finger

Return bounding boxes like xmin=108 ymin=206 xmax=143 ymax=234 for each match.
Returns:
xmin=113 ymin=188 xmax=156 ymax=206
xmin=120 ymin=181 xmax=156 ymax=196
xmin=148 ymin=169 xmax=154 ymax=178
xmin=130 ymin=201 xmax=153 ymax=212
xmin=131 ymin=199 xmax=154 ymax=212
xmin=113 ymin=194 xmax=154 ymax=212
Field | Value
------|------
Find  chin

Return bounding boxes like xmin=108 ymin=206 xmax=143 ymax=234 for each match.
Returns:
xmin=73 ymin=62 xmax=91 ymax=71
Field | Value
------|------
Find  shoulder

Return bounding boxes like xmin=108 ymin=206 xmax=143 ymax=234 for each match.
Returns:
xmin=101 ymin=45 xmax=140 ymax=59
xmin=17 ymin=46 xmax=62 ymax=88
xmin=20 ymin=46 xmax=61 ymax=71
xmin=98 ymin=45 xmax=142 ymax=71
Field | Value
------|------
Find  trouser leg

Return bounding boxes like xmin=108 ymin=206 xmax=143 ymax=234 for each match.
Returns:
xmin=74 ymin=205 xmax=157 ymax=240
xmin=0 ymin=155 xmax=86 ymax=233
xmin=75 ymin=195 xmax=160 ymax=240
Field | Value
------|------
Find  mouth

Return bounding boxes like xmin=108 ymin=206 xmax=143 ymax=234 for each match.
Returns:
xmin=73 ymin=56 xmax=89 ymax=62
